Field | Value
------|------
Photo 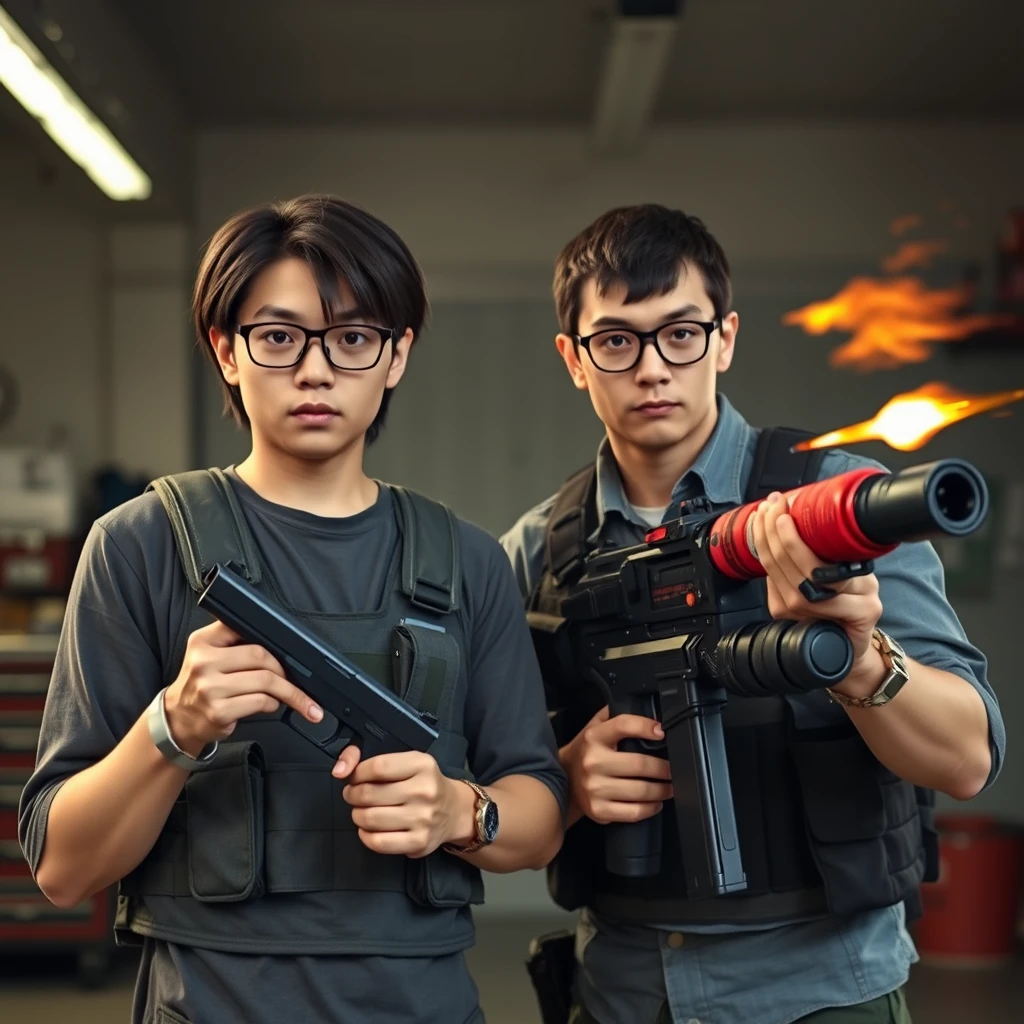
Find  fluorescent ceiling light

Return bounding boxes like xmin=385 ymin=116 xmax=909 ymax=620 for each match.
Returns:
xmin=592 ymin=14 xmax=680 ymax=155
xmin=0 ymin=5 xmax=151 ymax=200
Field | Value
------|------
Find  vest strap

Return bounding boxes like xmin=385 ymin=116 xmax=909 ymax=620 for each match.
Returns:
xmin=744 ymin=426 xmax=827 ymax=502
xmin=147 ymin=469 xmax=262 ymax=592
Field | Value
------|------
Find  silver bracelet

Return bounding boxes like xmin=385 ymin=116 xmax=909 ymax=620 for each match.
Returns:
xmin=146 ymin=687 xmax=218 ymax=771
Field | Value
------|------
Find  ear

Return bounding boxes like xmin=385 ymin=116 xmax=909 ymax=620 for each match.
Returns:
xmin=210 ymin=326 xmax=240 ymax=386
xmin=715 ymin=311 xmax=738 ymax=373
xmin=384 ymin=328 xmax=414 ymax=389
xmin=555 ymin=333 xmax=589 ymax=392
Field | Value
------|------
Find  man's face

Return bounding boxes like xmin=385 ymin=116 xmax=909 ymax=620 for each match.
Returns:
xmin=557 ymin=261 xmax=738 ymax=454
xmin=209 ymin=256 xmax=411 ymax=463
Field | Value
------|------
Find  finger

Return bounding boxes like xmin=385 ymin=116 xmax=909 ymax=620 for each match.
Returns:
xmin=750 ymin=502 xmax=776 ymax=575
xmin=591 ymin=801 xmax=665 ymax=825
xmin=332 ymin=744 xmax=363 ymax=779
xmin=349 ymin=752 xmax=429 ymax=785
xmin=593 ymin=778 xmax=673 ymax=803
xmin=357 ymin=829 xmax=418 ymax=856
xmin=763 ymin=506 xmax=820 ymax=596
xmin=217 ymin=669 xmax=323 ymax=724
xmin=594 ymin=714 xmax=664 ymax=746
xmin=341 ymin=780 xmax=408 ymax=806
xmin=190 ymin=619 xmax=243 ymax=648
xmin=205 ymin=691 xmax=287 ymax=727
xmin=210 ymin=643 xmax=288 ymax=678
xmin=606 ymin=751 xmax=673 ymax=781
xmin=350 ymin=805 xmax=413 ymax=832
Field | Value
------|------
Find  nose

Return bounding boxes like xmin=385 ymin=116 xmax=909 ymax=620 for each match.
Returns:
xmin=293 ymin=339 xmax=335 ymax=387
xmin=633 ymin=338 xmax=672 ymax=386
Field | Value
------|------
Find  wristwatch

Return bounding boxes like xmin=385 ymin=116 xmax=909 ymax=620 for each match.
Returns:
xmin=147 ymin=687 xmax=219 ymax=770
xmin=442 ymin=780 xmax=499 ymax=855
xmin=827 ymin=628 xmax=910 ymax=708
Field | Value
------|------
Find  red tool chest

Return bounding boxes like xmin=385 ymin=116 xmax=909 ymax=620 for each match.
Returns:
xmin=0 ymin=633 xmax=115 ymax=986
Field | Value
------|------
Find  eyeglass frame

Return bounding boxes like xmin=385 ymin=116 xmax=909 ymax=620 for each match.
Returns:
xmin=574 ymin=319 xmax=721 ymax=373
xmin=234 ymin=321 xmax=399 ymax=370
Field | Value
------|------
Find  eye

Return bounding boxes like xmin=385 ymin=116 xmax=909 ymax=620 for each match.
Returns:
xmin=601 ymin=334 xmax=632 ymax=349
xmin=257 ymin=328 xmax=297 ymax=346
xmin=340 ymin=331 xmax=372 ymax=346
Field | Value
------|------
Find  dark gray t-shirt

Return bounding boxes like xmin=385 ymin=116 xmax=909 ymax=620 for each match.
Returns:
xmin=20 ymin=470 xmax=567 ymax=1024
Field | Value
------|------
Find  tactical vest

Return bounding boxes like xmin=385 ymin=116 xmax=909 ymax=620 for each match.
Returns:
xmin=529 ymin=428 xmax=939 ymax=928
xmin=114 ymin=469 xmax=484 ymax=957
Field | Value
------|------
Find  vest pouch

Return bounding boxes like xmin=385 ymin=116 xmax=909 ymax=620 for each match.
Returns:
xmin=392 ymin=619 xmax=460 ymax=727
xmin=789 ymin=727 xmax=902 ymax=916
xmin=185 ymin=740 xmax=266 ymax=902
xmin=407 ymin=767 xmax=485 ymax=909
xmin=406 ymin=848 xmax=484 ymax=909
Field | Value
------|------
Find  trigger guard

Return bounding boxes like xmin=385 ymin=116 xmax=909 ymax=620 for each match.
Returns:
xmin=280 ymin=705 xmax=356 ymax=759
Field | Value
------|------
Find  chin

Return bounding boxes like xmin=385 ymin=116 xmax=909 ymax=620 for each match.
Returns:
xmin=281 ymin=427 xmax=366 ymax=461
xmin=618 ymin=420 xmax=691 ymax=452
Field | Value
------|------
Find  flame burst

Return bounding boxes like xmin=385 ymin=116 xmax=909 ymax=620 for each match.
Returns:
xmin=782 ymin=276 xmax=1015 ymax=371
xmin=881 ymin=240 xmax=949 ymax=274
xmin=794 ymin=383 xmax=1024 ymax=452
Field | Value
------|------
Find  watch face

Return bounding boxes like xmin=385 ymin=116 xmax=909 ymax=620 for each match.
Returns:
xmin=481 ymin=800 xmax=499 ymax=842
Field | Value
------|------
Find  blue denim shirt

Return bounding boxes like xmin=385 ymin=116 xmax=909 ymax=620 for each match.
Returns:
xmin=500 ymin=394 xmax=1004 ymax=1024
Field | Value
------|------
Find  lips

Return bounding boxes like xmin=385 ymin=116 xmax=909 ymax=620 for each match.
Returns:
xmin=635 ymin=401 xmax=678 ymax=411
xmin=291 ymin=404 xmax=337 ymax=416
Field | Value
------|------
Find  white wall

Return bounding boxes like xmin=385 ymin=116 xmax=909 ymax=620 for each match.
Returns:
xmin=0 ymin=145 xmax=195 ymax=506
xmin=0 ymin=192 xmax=106 ymax=487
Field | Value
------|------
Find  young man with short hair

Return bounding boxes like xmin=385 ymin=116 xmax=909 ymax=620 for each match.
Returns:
xmin=20 ymin=194 xmax=567 ymax=1024
xmin=502 ymin=204 xmax=1002 ymax=1024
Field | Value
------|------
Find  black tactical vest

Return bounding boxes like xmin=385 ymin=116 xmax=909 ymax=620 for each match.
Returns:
xmin=528 ymin=428 xmax=939 ymax=928
xmin=114 ymin=469 xmax=484 ymax=956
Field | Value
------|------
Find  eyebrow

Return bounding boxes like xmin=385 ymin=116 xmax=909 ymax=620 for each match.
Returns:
xmin=249 ymin=304 xmax=372 ymax=323
xmin=588 ymin=304 xmax=707 ymax=330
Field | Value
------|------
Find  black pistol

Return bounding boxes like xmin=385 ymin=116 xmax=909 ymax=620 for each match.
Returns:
xmin=197 ymin=562 xmax=440 ymax=760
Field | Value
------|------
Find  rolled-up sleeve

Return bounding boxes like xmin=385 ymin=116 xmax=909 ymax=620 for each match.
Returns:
xmin=819 ymin=451 xmax=1004 ymax=789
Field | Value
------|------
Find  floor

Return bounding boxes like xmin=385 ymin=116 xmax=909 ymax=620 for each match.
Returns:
xmin=1 ymin=916 xmax=1021 ymax=1023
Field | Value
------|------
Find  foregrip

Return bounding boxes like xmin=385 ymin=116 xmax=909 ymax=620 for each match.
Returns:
xmin=604 ymin=692 xmax=664 ymax=877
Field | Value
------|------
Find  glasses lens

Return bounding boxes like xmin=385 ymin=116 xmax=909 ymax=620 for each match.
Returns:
xmin=246 ymin=324 xmax=308 ymax=366
xmin=588 ymin=330 xmax=641 ymax=371
xmin=656 ymin=322 xmax=709 ymax=364
xmin=324 ymin=326 xmax=386 ymax=369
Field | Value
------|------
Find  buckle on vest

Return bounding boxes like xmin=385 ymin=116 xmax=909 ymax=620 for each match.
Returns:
xmin=408 ymin=575 xmax=454 ymax=614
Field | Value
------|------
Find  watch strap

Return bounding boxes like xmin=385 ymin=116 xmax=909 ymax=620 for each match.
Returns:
xmin=147 ymin=687 xmax=219 ymax=770
xmin=442 ymin=779 xmax=492 ymax=855
xmin=827 ymin=628 xmax=909 ymax=708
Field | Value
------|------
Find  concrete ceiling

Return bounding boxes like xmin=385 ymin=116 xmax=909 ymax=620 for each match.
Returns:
xmin=104 ymin=0 xmax=1023 ymax=124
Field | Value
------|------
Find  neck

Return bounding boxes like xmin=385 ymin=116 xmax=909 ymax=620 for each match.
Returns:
xmin=234 ymin=435 xmax=378 ymax=518
xmin=607 ymin=402 xmax=719 ymax=509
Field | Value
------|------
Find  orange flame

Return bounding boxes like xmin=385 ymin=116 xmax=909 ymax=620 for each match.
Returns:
xmin=880 ymin=240 xmax=949 ymax=273
xmin=782 ymin=276 xmax=1015 ymax=371
xmin=793 ymin=383 xmax=1024 ymax=452
xmin=889 ymin=214 xmax=923 ymax=236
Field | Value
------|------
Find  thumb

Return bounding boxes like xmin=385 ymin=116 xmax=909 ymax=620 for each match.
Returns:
xmin=332 ymin=744 xmax=362 ymax=779
xmin=604 ymin=713 xmax=665 ymax=744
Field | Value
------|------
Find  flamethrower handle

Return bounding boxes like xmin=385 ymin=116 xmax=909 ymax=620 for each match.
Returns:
xmin=605 ymin=693 xmax=664 ymax=878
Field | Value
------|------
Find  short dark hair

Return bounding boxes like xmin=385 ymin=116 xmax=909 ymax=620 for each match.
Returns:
xmin=553 ymin=204 xmax=732 ymax=336
xmin=193 ymin=194 xmax=428 ymax=446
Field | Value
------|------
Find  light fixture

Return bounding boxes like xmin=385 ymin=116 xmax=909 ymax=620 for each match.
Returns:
xmin=592 ymin=0 xmax=683 ymax=156
xmin=0 ymin=5 xmax=151 ymax=200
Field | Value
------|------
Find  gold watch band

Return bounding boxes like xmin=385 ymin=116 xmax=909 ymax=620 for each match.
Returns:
xmin=441 ymin=780 xmax=491 ymax=855
xmin=827 ymin=628 xmax=909 ymax=708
